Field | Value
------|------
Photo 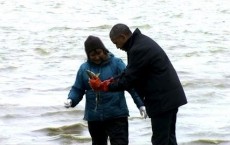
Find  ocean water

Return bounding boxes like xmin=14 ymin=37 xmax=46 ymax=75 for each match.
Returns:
xmin=0 ymin=0 xmax=230 ymax=144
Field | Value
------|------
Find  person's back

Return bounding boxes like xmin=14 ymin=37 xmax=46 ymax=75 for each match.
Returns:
xmin=123 ymin=28 xmax=187 ymax=116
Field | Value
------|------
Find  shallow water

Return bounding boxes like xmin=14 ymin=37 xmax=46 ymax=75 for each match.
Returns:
xmin=0 ymin=0 xmax=230 ymax=144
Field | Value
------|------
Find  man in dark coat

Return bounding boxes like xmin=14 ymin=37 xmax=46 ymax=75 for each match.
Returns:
xmin=89 ymin=23 xmax=187 ymax=145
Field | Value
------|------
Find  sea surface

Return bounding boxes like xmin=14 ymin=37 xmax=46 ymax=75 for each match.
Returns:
xmin=0 ymin=0 xmax=230 ymax=145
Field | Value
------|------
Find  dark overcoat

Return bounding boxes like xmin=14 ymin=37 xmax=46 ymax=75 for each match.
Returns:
xmin=109 ymin=29 xmax=187 ymax=117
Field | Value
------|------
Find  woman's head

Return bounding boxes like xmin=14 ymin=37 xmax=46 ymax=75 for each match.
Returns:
xmin=84 ymin=35 xmax=109 ymax=64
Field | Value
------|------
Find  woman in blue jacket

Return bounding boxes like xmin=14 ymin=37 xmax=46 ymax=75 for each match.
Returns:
xmin=64 ymin=35 xmax=146 ymax=145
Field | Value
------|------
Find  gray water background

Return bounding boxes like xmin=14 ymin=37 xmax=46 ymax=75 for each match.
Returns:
xmin=0 ymin=0 xmax=230 ymax=144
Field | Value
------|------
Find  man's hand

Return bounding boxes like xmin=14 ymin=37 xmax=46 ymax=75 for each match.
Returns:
xmin=139 ymin=106 xmax=148 ymax=119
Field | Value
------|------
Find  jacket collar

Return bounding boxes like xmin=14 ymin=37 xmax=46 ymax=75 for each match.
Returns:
xmin=122 ymin=28 xmax=141 ymax=52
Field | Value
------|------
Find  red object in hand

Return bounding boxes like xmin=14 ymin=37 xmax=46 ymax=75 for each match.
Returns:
xmin=89 ymin=78 xmax=102 ymax=90
xmin=99 ymin=80 xmax=111 ymax=91
xmin=89 ymin=78 xmax=111 ymax=91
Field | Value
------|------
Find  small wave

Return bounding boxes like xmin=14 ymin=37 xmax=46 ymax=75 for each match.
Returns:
xmin=37 ymin=87 xmax=71 ymax=92
xmin=185 ymin=51 xmax=200 ymax=57
xmin=0 ymin=113 xmax=29 ymax=119
xmin=0 ymin=26 xmax=17 ymax=31
xmin=129 ymin=116 xmax=145 ymax=120
xmin=48 ymin=26 xmax=75 ymax=31
xmin=38 ymin=134 xmax=91 ymax=143
xmin=182 ymin=78 xmax=228 ymax=89
xmin=89 ymin=24 xmax=111 ymax=30
xmin=34 ymin=47 xmax=51 ymax=56
xmin=34 ymin=123 xmax=91 ymax=143
xmin=60 ymin=134 xmax=91 ymax=142
xmin=195 ymin=139 xmax=229 ymax=145
xmin=36 ymin=123 xmax=88 ymax=135
xmin=208 ymin=47 xmax=227 ymax=54
xmin=183 ymin=139 xmax=230 ymax=145
xmin=220 ymin=9 xmax=230 ymax=14
xmin=0 ymin=65 xmax=18 ymax=71
xmin=41 ymin=109 xmax=83 ymax=117
xmin=130 ymin=24 xmax=152 ymax=29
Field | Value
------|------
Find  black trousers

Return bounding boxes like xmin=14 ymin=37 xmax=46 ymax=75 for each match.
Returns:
xmin=88 ymin=117 xmax=128 ymax=145
xmin=151 ymin=108 xmax=178 ymax=145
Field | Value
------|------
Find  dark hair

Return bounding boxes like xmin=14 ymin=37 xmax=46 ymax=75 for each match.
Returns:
xmin=109 ymin=23 xmax=132 ymax=39
xmin=84 ymin=35 xmax=109 ymax=58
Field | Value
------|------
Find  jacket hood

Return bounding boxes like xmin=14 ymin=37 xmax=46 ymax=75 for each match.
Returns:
xmin=84 ymin=35 xmax=109 ymax=58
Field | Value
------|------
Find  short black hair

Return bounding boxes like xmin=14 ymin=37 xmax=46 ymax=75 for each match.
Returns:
xmin=109 ymin=23 xmax=132 ymax=39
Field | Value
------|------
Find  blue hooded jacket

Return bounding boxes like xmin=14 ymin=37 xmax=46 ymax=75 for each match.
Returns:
xmin=68 ymin=53 xmax=144 ymax=121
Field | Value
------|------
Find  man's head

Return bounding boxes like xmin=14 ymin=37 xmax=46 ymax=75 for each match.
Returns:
xmin=109 ymin=23 xmax=132 ymax=50
xmin=84 ymin=35 xmax=109 ymax=64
